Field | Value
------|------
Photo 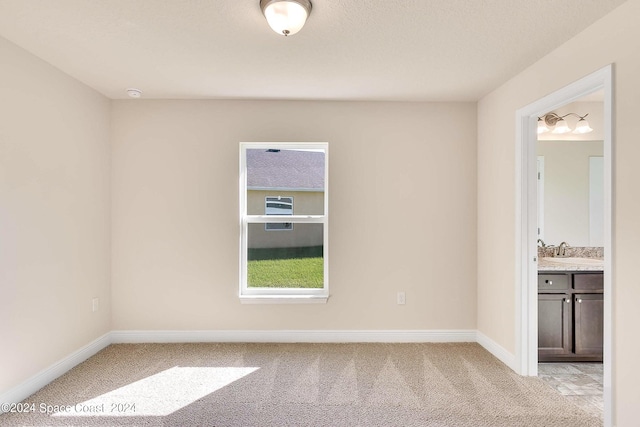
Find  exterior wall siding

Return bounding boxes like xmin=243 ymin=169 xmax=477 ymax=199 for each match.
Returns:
xmin=247 ymin=190 xmax=324 ymax=249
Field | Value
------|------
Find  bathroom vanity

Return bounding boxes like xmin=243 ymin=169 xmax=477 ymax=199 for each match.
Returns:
xmin=538 ymin=257 xmax=603 ymax=362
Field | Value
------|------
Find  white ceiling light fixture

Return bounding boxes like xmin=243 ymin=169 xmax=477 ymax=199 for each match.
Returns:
xmin=537 ymin=112 xmax=593 ymax=134
xmin=260 ymin=0 xmax=312 ymax=36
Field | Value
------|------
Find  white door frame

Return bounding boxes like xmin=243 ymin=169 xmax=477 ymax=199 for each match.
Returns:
xmin=514 ymin=64 xmax=613 ymax=426
xmin=537 ymin=156 xmax=545 ymax=242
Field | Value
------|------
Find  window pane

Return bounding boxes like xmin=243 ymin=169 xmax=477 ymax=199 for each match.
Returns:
xmin=246 ymin=149 xmax=325 ymax=215
xmin=240 ymin=142 xmax=328 ymax=298
xmin=247 ymin=223 xmax=324 ymax=288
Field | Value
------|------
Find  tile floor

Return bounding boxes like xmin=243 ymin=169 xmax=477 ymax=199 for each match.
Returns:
xmin=538 ymin=363 xmax=603 ymax=421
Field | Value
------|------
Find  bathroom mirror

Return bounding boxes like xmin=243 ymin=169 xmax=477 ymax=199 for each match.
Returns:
xmin=537 ymin=140 xmax=603 ymax=247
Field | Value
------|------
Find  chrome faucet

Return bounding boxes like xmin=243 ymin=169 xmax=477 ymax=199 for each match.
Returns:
xmin=556 ymin=241 xmax=569 ymax=257
xmin=537 ymin=238 xmax=546 ymax=247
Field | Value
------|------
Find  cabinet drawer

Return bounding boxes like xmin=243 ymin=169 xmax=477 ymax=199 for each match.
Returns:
xmin=538 ymin=274 xmax=570 ymax=291
xmin=574 ymin=273 xmax=604 ymax=291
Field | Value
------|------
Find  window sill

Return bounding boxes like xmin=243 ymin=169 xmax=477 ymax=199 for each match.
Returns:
xmin=239 ymin=295 xmax=329 ymax=304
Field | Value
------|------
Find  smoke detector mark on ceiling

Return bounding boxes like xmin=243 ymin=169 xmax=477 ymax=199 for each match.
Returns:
xmin=126 ymin=88 xmax=143 ymax=98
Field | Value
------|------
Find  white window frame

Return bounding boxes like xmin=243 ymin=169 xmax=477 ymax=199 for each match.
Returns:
xmin=239 ymin=142 xmax=329 ymax=303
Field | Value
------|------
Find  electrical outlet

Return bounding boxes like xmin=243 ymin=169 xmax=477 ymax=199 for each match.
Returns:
xmin=92 ymin=298 xmax=99 ymax=312
xmin=397 ymin=292 xmax=406 ymax=305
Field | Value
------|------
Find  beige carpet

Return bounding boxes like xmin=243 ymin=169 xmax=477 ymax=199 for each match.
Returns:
xmin=1 ymin=342 xmax=601 ymax=426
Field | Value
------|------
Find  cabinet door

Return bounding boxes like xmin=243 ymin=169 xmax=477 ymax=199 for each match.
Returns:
xmin=538 ymin=294 xmax=571 ymax=356
xmin=574 ymin=293 xmax=604 ymax=356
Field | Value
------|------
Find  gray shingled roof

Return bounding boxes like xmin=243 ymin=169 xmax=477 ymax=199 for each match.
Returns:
xmin=247 ymin=149 xmax=325 ymax=191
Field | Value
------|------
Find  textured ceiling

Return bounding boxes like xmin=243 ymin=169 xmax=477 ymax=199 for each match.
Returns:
xmin=0 ymin=0 xmax=627 ymax=101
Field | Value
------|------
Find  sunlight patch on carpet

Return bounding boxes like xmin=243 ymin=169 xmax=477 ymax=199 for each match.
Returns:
xmin=52 ymin=366 xmax=259 ymax=417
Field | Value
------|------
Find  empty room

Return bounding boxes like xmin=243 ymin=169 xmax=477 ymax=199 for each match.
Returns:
xmin=1 ymin=1 xmax=639 ymax=426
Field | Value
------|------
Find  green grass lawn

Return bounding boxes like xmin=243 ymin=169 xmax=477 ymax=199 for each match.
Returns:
xmin=248 ymin=256 xmax=323 ymax=288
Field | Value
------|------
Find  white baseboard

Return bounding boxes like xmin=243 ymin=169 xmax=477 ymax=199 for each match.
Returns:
xmin=0 ymin=333 xmax=111 ymax=412
xmin=476 ymin=330 xmax=517 ymax=372
xmin=2 ymin=329 xmax=515 ymax=409
xmin=110 ymin=329 xmax=478 ymax=344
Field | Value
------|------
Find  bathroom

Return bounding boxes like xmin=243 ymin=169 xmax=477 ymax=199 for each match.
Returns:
xmin=536 ymin=94 xmax=604 ymax=419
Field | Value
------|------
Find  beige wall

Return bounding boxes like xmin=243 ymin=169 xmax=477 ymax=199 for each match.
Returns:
xmin=0 ymin=37 xmax=111 ymax=392
xmin=537 ymin=141 xmax=603 ymax=247
xmin=477 ymin=0 xmax=640 ymax=424
xmin=111 ymin=100 xmax=477 ymax=331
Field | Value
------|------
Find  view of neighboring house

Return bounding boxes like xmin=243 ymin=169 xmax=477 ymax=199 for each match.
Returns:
xmin=246 ymin=148 xmax=325 ymax=250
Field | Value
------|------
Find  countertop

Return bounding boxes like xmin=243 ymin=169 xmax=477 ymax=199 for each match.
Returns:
xmin=538 ymin=257 xmax=604 ymax=272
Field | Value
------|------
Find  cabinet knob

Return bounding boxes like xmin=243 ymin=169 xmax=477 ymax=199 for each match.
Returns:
xmin=577 ymin=298 xmax=583 ymax=303
xmin=546 ymin=280 xmax=553 ymax=285
xmin=565 ymin=298 xmax=570 ymax=304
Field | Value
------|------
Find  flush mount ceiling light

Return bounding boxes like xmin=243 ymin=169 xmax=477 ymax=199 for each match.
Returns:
xmin=537 ymin=112 xmax=593 ymax=134
xmin=260 ymin=0 xmax=312 ymax=36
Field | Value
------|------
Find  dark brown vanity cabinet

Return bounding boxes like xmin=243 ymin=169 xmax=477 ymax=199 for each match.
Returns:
xmin=538 ymin=272 xmax=603 ymax=362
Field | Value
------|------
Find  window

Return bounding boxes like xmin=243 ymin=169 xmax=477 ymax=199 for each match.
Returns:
xmin=239 ymin=143 xmax=328 ymax=303
xmin=265 ymin=196 xmax=293 ymax=230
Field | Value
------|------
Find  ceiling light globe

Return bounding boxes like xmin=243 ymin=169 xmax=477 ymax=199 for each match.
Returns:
xmin=573 ymin=118 xmax=593 ymax=134
xmin=261 ymin=0 xmax=311 ymax=36
xmin=552 ymin=118 xmax=572 ymax=134
xmin=537 ymin=118 xmax=550 ymax=134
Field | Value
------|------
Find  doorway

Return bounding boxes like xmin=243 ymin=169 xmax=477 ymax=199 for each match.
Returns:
xmin=515 ymin=65 xmax=613 ymax=426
